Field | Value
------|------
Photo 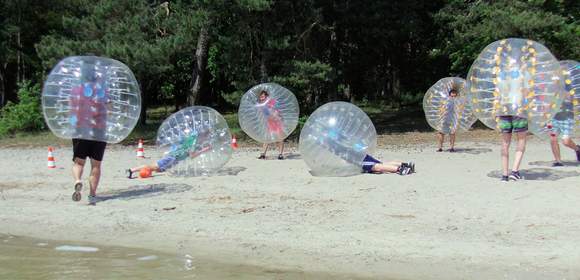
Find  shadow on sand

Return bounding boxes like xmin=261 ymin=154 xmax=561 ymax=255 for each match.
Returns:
xmin=528 ymin=160 xmax=580 ymax=167
xmin=255 ymin=152 xmax=302 ymax=161
xmin=487 ymin=168 xmax=580 ymax=181
xmin=98 ymin=183 xmax=196 ymax=202
xmin=449 ymin=148 xmax=493 ymax=155
xmin=214 ymin=166 xmax=247 ymax=176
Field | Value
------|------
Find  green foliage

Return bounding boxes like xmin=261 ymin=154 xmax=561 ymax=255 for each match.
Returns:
xmin=434 ymin=0 xmax=579 ymax=73
xmin=273 ymin=60 xmax=333 ymax=109
xmin=0 ymin=81 xmax=44 ymax=137
xmin=2 ymin=0 xmax=579 ymax=135
xmin=221 ymin=90 xmax=244 ymax=107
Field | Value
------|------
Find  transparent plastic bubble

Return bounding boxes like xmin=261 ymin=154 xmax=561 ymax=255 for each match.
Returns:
xmin=156 ymin=106 xmax=233 ymax=176
xmin=238 ymin=83 xmax=299 ymax=143
xmin=299 ymin=102 xmax=376 ymax=177
xmin=42 ymin=56 xmax=141 ymax=143
xmin=466 ymin=38 xmax=565 ymax=135
xmin=536 ymin=60 xmax=580 ymax=139
xmin=423 ymin=77 xmax=477 ymax=134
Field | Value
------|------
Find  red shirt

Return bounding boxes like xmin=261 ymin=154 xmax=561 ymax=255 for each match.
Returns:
xmin=70 ymin=82 xmax=108 ymax=129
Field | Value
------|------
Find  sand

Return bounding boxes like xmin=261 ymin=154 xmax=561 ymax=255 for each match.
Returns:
xmin=1 ymin=135 xmax=580 ymax=279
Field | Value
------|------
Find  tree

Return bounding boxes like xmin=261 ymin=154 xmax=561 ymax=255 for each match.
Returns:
xmin=435 ymin=0 xmax=579 ymax=74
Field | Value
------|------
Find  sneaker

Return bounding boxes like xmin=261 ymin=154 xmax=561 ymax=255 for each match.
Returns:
xmin=258 ymin=154 xmax=266 ymax=160
xmin=88 ymin=195 xmax=98 ymax=206
xmin=278 ymin=154 xmax=284 ymax=160
xmin=126 ymin=169 xmax=134 ymax=179
xmin=509 ymin=171 xmax=523 ymax=181
xmin=552 ymin=162 xmax=564 ymax=167
xmin=402 ymin=162 xmax=415 ymax=173
xmin=436 ymin=148 xmax=443 ymax=152
xmin=72 ymin=182 xmax=82 ymax=202
xmin=449 ymin=148 xmax=456 ymax=153
xmin=397 ymin=165 xmax=412 ymax=175
xmin=501 ymin=175 xmax=509 ymax=182
xmin=576 ymin=145 xmax=580 ymax=161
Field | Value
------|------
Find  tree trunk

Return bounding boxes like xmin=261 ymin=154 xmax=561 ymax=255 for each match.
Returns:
xmin=259 ymin=52 xmax=268 ymax=82
xmin=328 ymin=21 xmax=339 ymax=102
xmin=188 ymin=24 xmax=210 ymax=106
xmin=0 ymin=68 xmax=5 ymax=107
xmin=139 ymin=79 xmax=151 ymax=125
xmin=392 ymin=68 xmax=401 ymax=107
xmin=17 ymin=30 xmax=21 ymax=84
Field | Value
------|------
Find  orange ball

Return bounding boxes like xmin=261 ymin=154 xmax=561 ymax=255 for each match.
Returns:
xmin=139 ymin=167 xmax=152 ymax=178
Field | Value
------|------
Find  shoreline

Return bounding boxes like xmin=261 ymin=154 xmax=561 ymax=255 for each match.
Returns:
xmin=1 ymin=137 xmax=580 ymax=279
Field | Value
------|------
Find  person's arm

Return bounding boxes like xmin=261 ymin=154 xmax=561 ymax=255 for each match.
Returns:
xmin=188 ymin=145 xmax=211 ymax=158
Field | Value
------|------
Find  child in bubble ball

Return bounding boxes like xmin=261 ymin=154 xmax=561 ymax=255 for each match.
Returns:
xmin=126 ymin=133 xmax=211 ymax=178
xmin=256 ymin=90 xmax=286 ymax=160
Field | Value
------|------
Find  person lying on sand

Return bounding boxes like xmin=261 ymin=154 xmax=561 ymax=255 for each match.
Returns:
xmin=362 ymin=154 xmax=415 ymax=175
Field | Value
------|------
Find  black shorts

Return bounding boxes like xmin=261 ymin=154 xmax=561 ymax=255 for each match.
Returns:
xmin=72 ymin=139 xmax=107 ymax=161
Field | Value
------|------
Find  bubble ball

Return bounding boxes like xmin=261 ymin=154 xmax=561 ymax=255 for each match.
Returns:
xmin=238 ymin=83 xmax=299 ymax=143
xmin=156 ymin=106 xmax=233 ymax=176
xmin=536 ymin=60 xmax=580 ymax=139
xmin=42 ymin=56 xmax=141 ymax=143
xmin=466 ymin=38 xmax=565 ymax=135
xmin=299 ymin=102 xmax=377 ymax=177
xmin=423 ymin=77 xmax=477 ymax=134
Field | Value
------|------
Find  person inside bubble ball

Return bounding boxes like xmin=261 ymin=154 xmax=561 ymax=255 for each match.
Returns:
xmin=69 ymin=65 xmax=110 ymax=205
xmin=546 ymin=111 xmax=580 ymax=167
xmin=497 ymin=65 xmax=528 ymax=182
xmin=436 ymin=88 xmax=459 ymax=152
xmin=126 ymin=131 xmax=212 ymax=178
xmin=321 ymin=127 xmax=415 ymax=175
xmin=256 ymin=90 xmax=286 ymax=160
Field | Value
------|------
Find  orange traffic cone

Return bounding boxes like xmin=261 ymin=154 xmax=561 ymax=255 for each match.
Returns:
xmin=47 ymin=147 xmax=56 ymax=169
xmin=136 ymin=139 xmax=145 ymax=158
xmin=231 ymin=134 xmax=239 ymax=149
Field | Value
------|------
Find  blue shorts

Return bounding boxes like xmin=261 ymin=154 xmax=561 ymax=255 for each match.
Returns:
xmin=548 ymin=119 xmax=574 ymax=139
xmin=157 ymin=156 xmax=177 ymax=172
xmin=362 ymin=155 xmax=381 ymax=173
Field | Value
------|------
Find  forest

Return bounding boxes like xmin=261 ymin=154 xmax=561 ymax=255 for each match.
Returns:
xmin=0 ymin=0 xmax=578 ymax=136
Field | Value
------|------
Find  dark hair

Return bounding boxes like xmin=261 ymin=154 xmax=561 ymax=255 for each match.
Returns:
xmin=259 ymin=90 xmax=269 ymax=97
xmin=448 ymin=89 xmax=458 ymax=95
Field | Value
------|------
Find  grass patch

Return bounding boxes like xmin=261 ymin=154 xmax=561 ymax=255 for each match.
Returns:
xmin=0 ymin=103 xmax=434 ymax=148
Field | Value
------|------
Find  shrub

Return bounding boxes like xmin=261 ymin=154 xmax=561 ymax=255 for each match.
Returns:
xmin=0 ymin=81 xmax=45 ymax=137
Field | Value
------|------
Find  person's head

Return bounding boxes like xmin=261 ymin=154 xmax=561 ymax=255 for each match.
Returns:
xmin=258 ymin=90 xmax=269 ymax=102
xmin=449 ymin=89 xmax=458 ymax=98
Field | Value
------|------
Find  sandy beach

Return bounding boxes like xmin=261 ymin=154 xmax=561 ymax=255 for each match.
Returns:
xmin=1 ymin=134 xmax=580 ymax=279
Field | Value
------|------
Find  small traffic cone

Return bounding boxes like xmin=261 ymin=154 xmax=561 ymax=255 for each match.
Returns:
xmin=47 ymin=147 xmax=56 ymax=169
xmin=136 ymin=139 xmax=145 ymax=158
xmin=231 ymin=134 xmax=239 ymax=149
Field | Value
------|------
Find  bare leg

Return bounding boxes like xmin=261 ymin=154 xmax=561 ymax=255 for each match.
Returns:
xmin=550 ymin=135 xmax=561 ymax=163
xmin=89 ymin=159 xmax=102 ymax=197
xmin=501 ymin=133 xmax=512 ymax=176
xmin=437 ymin=132 xmax=444 ymax=151
xmin=371 ymin=163 xmax=401 ymax=173
xmin=450 ymin=133 xmax=456 ymax=150
xmin=72 ymin=157 xmax=86 ymax=184
xmin=260 ymin=143 xmax=269 ymax=158
xmin=562 ymin=137 xmax=578 ymax=151
xmin=512 ymin=131 xmax=527 ymax=172
xmin=71 ymin=157 xmax=86 ymax=201
xmin=278 ymin=142 xmax=285 ymax=155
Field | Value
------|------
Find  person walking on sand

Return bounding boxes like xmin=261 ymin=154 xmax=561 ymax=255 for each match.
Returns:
xmin=70 ymin=67 xmax=109 ymax=205
xmin=436 ymin=89 xmax=459 ymax=152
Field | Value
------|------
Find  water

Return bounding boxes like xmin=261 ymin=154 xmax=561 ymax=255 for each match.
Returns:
xmin=0 ymin=234 xmax=363 ymax=279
